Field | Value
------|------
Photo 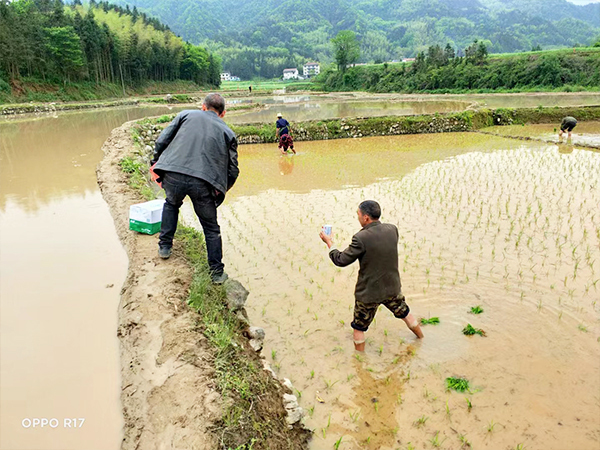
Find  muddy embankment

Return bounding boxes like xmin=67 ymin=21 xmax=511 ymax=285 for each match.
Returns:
xmin=97 ymin=122 xmax=309 ymax=449
xmin=1 ymin=95 xmax=262 ymax=116
xmin=134 ymin=105 xmax=600 ymax=149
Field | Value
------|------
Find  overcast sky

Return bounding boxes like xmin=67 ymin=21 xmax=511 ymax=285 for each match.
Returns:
xmin=566 ymin=0 xmax=600 ymax=4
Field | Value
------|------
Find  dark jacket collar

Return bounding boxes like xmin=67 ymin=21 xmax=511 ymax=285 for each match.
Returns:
xmin=362 ymin=221 xmax=380 ymax=231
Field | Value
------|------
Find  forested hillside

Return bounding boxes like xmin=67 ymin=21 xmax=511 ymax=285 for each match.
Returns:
xmin=114 ymin=0 xmax=600 ymax=79
xmin=0 ymin=0 xmax=220 ymax=100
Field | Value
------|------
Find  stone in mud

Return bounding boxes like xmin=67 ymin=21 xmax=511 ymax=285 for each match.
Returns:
xmin=224 ymin=279 xmax=249 ymax=311
xmin=283 ymin=393 xmax=303 ymax=425
xmin=282 ymin=378 xmax=294 ymax=391
xmin=247 ymin=326 xmax=265 ymax=352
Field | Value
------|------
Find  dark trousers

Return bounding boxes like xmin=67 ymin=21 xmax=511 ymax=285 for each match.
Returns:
xmin=159 ymin=171 xmax=224 ymax=274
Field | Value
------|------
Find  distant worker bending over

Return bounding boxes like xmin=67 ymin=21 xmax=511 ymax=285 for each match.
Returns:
xmin=276 ymin=112 xmax=295 ymax=154
xmin=319 ymin=200 xmax=424 ymax=351
xmin=559 ymin=116 xmax=577 ymax=138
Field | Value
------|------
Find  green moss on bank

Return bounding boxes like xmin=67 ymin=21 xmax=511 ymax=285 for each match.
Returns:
xmin=134 ymin=105 xmax=600 ymax=147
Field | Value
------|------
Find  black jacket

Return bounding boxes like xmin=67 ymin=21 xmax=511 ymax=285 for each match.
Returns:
xmin=329 ymin=221 xmax=401 ymax=303
xmin=152 ymin=110 xmax=239 ymax=201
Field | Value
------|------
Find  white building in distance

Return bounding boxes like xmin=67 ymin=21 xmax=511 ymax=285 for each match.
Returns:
xmin=303 ymin=62 xmax=320 ymax=77
xmin=220 ymin=72 xmax=231 ymax=81
xmin=283 ymin=68 xmax=299 ymax=80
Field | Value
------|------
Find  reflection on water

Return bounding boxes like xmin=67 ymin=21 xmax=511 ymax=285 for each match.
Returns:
xmin=482 ymin=121 xmax=600 ymax=149
xmin=198 ymin=134 xmax=600 ymax=450
xmin=227 ymin=100 xmax=471 ymax=124
xmin=0 ymin=105 xmax=183 ymax=450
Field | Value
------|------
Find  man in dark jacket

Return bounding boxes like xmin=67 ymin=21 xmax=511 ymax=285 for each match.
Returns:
xmin=151 ymin=93 xmax=239 ymax=284
xmin=319 ymin=200 xmax=423 ymax=351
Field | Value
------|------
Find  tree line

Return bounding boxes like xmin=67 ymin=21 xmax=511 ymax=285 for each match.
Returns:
xmin=0 ymin=0 xmax=220 ymax=92
xmin=321 ymin=38 xmax=600 ymax=93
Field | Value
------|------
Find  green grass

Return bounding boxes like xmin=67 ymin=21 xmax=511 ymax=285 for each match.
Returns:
xmin=462 ymin=324 xmax=487 ymax=337
xmin=420 ymin=316 xmax=440 ymax=325
xmin=469 ymin=305 xmax=484 ymax=314
xmin=118 ymin=146 xmax=305 ymax=450
xmin=178 ymin=226 xmax=291 ymax=448
xmin=118 ymin=156 xmax=155 ymax=200
xmin=220 ymin=79 xmax=312 ymax=92
xmin=446 ymin=377 xmax=470 ymax=392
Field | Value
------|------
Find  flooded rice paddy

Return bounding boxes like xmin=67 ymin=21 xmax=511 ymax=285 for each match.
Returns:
xmin=0 ymin=105 xmax=187 ymax=450
xmin=227 ymin=92 xmax=600 ymax=125
xmin=481 ymin=121 xmax=600 ymax=149
xmin=226 ymin=99 xmax=471 ymax=124
xmin=181 ymin=132 xmax=600 ymax=450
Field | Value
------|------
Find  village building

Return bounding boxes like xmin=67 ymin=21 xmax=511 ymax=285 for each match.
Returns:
xmin=283 ymin=68 xmax=299 ymax=80
xmin=302 ymin=62 xmax=320 ymax=77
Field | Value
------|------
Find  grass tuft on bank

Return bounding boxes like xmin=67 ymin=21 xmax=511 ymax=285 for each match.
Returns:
xmin=119 ymin=130 xmax=310 ymax=450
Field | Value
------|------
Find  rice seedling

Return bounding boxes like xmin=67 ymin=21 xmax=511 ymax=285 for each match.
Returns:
xmin=515 ymin=444 xmax=525 ymax=450
xmin=462 ymin=324 xmax=486 ymax=337
xmin=487 ymin=419 xmax=496 ymax=433
xmin=469 ymin=305 xmax=484 ymax=314
xmin=578 ymin=324 xmax=588 ymax=332
xmin=333 ymin=436 xmax=344 ymax=449
xmin=324 ymin=379 xmax=339 ymax=390
xmin=458 ymin=434 xmax=471 ymax=448
xmin=431 ymin=431 xmax=443 ymax=447
xmin=271 ymin=350 xmax=277 ymax=360
xmin=465 ymin=397 xmax=472 ymax=411
xmin=420 ymin=316 xmax=440 ymax=325
xmin=446 ymin=377 xmax=470 ymax=392
xmin=413 ymin=415 xmax=429 ymax=427
xmin=349 ymin=409 xmax=360 ymax=422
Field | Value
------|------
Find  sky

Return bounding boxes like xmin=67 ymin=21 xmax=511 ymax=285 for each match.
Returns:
xmin=566 ymin=0 xmax=600 ymax=4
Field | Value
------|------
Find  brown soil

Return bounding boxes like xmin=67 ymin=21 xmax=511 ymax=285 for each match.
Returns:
xmin=96 ymin=122 xmax=311 ymax=450
xmin=97 ymin=123 xmax=220 ymax=449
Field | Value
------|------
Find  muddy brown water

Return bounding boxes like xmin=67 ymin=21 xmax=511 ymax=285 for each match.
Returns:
xmin=0 ymin=105 xmax=187 ymax=450
xmin=2 ymin=97 xmax=599 ymax=450
xmin=226 ymin=99 xmax=472 ymax=124
xmin=482 ymin=121 xmax=600 ymax=149
xmin=179 ymin=132 xmax=600 ymax=450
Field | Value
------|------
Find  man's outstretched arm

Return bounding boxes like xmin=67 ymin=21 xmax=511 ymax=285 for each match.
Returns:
xmin=320 ymin=234 xmax=364 ymax=267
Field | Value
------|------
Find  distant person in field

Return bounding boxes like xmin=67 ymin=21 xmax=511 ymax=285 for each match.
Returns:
xmin=276 ymin=112 xmax=295 ymax=154
xmin=151 ymin=93 xmax=239 ymax=285
xmin=559 ymin=116 xmax=577 ymax=138
xmin=249 ymin=85 xmax=252 ymax=94
xmin=319 ymin=200 xmax=424 ymax=351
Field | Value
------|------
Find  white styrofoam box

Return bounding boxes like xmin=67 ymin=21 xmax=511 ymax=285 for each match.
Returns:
xmin=129 ymin=199 xmax=165 ymax=224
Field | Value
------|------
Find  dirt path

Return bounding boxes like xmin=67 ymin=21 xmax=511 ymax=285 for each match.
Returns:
xmin=97 ymin=122 xmax=220 ymax=450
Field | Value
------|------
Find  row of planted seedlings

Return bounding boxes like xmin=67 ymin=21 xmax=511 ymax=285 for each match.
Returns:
xmin=217 ymin=140 xmax=599 ymax=448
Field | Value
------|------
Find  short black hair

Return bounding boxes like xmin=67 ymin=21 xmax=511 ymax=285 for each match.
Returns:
xmin=359 ymin=200 xmax=381 ymax=220
xmin=204 ymin=93 xmax=225 ymax=114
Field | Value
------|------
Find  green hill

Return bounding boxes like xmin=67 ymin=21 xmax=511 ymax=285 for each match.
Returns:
xmin=113 ymin=0 xmax=600 ymax=79
xmin=0 ymin=0 xmax=220 ymax=102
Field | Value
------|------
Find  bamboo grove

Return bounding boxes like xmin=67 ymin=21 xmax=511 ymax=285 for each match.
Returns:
xmin=0 ymin=0 xmax=221 ymax=91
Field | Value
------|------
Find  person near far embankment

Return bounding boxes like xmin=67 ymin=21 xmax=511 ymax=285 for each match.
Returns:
xmin=559 ymin=116 xmax=577 ymax=138
xmin=276 ymin=113 xmax=295 ymax=154
xmin=319 ymin=200 xmax=424 ymax=351
xmin=150 ymin=93 xmax=239 ymax=285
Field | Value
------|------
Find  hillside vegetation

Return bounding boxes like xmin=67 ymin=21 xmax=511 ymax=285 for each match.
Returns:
xmin=318 ymin=46 xmax=600 ymax=93
xmin=114 ymin=0 xmax=600 ymax=79
xmin=0 ymin=0 xmax=220 ymax=102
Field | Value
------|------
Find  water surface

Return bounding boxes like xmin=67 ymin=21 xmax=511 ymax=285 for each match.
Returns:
xmin=185 ymin=133 xmax=600 ymax=450
xmin=0 ymin=105 xmax=186 ymax=450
